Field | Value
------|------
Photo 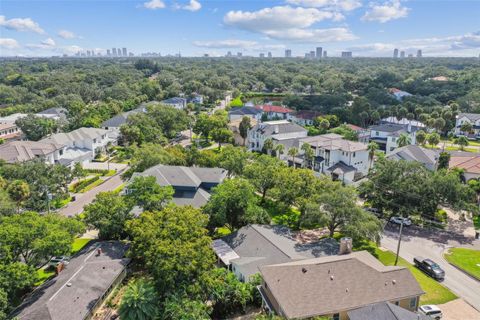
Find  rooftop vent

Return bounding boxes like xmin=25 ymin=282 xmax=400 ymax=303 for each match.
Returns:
xmin=339 ymin=237 xmax=353 ymax=255
xmin=302 ymin=268 xmax=307 ymax=274
xmin=392 ymin=280 xmax=397 ymax=285
xmin=330 ymin=275 xmax=334 ymax=280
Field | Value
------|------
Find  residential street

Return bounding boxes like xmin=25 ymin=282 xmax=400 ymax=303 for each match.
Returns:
xmin=381 ymin=225 xmax=480 ymax=311
xmin=58 ymin=169 xmax=126 ymax=217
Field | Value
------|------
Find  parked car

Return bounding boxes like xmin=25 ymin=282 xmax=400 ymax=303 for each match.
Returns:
xmin=418 ymin=305 xmax=443 ymax=319
xmin=414 ymin=257 xmax=445 ymax=280
xmin=389 ymin=216 xmax=412 ymax=226
xmin=364 ymin=207 xmax=381 ymax=217
xmin=48 ymin=256 xmax=70 ymax=267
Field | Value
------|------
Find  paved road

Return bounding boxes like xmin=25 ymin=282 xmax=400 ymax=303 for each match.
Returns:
xmin=381 ymin=225 xmax=480 ymax=310
xmin=59 ymin=171 xmax=126 ymax=217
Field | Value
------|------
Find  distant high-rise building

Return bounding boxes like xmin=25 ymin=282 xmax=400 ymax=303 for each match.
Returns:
xmin=268 ymin=52 xmax=272 ymax=58
xmin=107 ymin=49 xmax=111 ymax=57
xmin=341 ymin=51 xmax=352 ymax=58
xmin=323 ymin=51 xmax=327 ymax=57
xmin=408 ymin=53 xmax=414 ymax=58
xmin=310 ymin=51 xmax=315 ymax=58
xmin=400 ymin=51 xmax=405 ymax=58
xmin=316 ymin=47 xmax=323 ymax=58
xmin=122 ymin=48 xmax=127 ymax=56
xmin=237 ymin=52 xmax=242 ymax=57
xmin=86 ymin=50 xmax=91 ymax=57
xmin=112 ymin=48 xmax=117 ymax=56
xmin=129 ymin=52 xmax=134 ymax=57
xmin=285 ymin=49 xmax=292 ymax=58
xmin=393 ymin=48 xmax=399 ymax=58
xmin=226 ymin=51 xmax=232 ymax=57
xmin=416 ymin=49 xmax=422 ymax=58
xmin=259 ymin=53 xmax=265 ymax=58
xmin=305 ymin=53 xmax=310 ymax=58
xmin=117 ymin=48 xmax=122 ymax=57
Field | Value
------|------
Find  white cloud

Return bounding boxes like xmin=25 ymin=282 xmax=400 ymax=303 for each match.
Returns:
xmin=183 ymin=0 xmax=202 ymax=11
xmin=144 ymin=0 xmax=166 ymax=10
xmin=58 ymin=30 xmax=77 ymax=39
xmin=347 ymin=42 xmax=394 ymax=52
xmin=362 ymin=0 xmax=409 ymax=23
xmin=265 ymin=27 xmax=356 ymax=42
xmin=26 ymin=37 xmax=57 ymax=50
xmin=285 ymin=0 xmax=362 ymax=11
xmin=224 ymin=6 xmax=343 ymax=32
xmin=0 ymin=38 xmax=20 ymax=49
xmin=193 ymin=39 xmax=259 ymax=48
xmin=0 ymin=15 xmax=45 ymax=34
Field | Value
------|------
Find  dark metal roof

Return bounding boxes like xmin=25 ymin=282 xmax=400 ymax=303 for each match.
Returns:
xmin=348 ymin=302 xmax=429 ymax=320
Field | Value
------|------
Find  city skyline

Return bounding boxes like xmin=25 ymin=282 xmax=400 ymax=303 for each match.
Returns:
xmin=1 ymin=0 xmax=479 ymax=57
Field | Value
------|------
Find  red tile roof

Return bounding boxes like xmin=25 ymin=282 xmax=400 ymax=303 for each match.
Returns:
xmin=449 ymin=156 xmax=480 ymax=174
xmin=345 ymin=124 xmax=365 ymax=131
xmin=294 ymin=110 xmax=322 ymax=120
xmin=255 ymin=105 xmax=293 ymax=114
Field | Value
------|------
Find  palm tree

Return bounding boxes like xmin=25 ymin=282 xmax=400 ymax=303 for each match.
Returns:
xmin=397 ymin=133 xmax=411 ymax=147
xmin=263 ymin=138 xmax=274 ymax=156
xmin=455 ymin=136 xmax=469 ymax=151
xmin=301 ymin=143 xmax=314 ymax=168
xmin=460 ymin=122 xmax=473 ymax=135
xmin=367 ymin=141 xmax=378 ymax=169
xmin=288 ymin=147 xmax=299 ymax=168
xmin=119 ymin=279 xmax=159 ymax=320
xmin=275 ymin=144 xmax=285 ymax=159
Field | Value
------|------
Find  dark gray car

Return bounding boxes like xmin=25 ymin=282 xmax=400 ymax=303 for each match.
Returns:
xmin=414 ymin=257 xmax=445 ymax=280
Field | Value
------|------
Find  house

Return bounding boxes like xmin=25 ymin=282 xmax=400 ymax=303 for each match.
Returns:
xmin=454 ymin=113 xmax=480 ymax=137
xmin=40 ymin=127 xmax=113 ymax=164
xmin=130 ymin=165 xmax=227 ymax=208
xmin=298 ymin=134 xmax=369 ymax=183
xmin=101 ymin=106 xmax=145 ymax=139
xmin=36 ymin=107 xmax=68 ymax=122
xmin=248 ymin=120 xmax=307 ymax=152
xmin=0 ymin=122 xmax=23 ymax=142
xmin=0 ymin=113 xmax=28 ymax=124
xmin=345 ymin=124 xmax=370 ymax=143
xmin=189 ymin=94 xmax=204 ymax=104
xmin=449 ymin=153 xmax=480 ymax=181
xmin=0 ymin=140 xmax=65 ymax=164
xmin=255 ymin=105 xmax=293 ymax=120
xmin=348 ymin=302 xmax=429 ymax=320
xmin=369 ymin=124 xmax=416 ymax=155
xmin=212 ymin=224 xmax=339 ymax=282
xmin=258 ymin=251 xmax=424 ymax=320
xmin=228 ymin=106 xmax=263 ymax=122
xmin=380 ymin=117 xmax=426 ymax=131
xmin=228 ymin=117 xmax=258 ymax=146
xmin=389 ymin=88 xmax=412 ymax=101
xmin=161 ymin=97 xmax=187 ymax=110
xmin=12 ymin=241 xmax=130 ymax=320
xmin=291 ymin=110 xmax=322 ymax=126
xmin=387 ymin=145 xmax=439 ymax=171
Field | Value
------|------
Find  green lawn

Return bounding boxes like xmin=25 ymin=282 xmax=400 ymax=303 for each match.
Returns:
xmin=35 ymin=268 xmax=55 ymax=286
xmin=78 ymin=178 xmax=104 ymax=193
xmin=444 ymin=146 xmax=477 ymax=153
xmin=71 ymin=238 xmax=92 ymax=255
xmin=112 ymin=183 xmax=126 ymax=194
xmin=52 ymin=196 xmax=72 ymax=209
xmin=348 ymin=238 xmax=457 ymax=305
xmin=444 ymin=248 xmax=480 ymax=280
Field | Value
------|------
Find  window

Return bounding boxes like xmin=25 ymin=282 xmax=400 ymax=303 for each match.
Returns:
xmin=332 ymin=313 xmax=340 ymax=320
xmin=376 ymin=131 xmax=379 ymax=136
xmin=409 ymin=297 xmax=417 ymax=308
xmin=353 ymin=152 xmax=356 ymax=157
xmin=395 ymin=301 xmax=399 ymax=306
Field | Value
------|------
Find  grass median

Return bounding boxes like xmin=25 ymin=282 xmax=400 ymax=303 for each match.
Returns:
xmin=444 ymin=248 xmax=480 ymax=280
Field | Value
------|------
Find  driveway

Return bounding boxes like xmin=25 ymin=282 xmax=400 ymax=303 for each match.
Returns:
xmin=59 ymin=170 xmax=126 ymax=217
xmin=82 ymin=162 xmax=128 ymax=171
xmin=381 ymin=224 xmax=480 ymax=311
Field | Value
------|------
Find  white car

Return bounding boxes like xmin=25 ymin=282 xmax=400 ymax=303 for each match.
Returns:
xmin=389 ymin=216 xmax=412 ymax=226
xmin=48 ymin=256 xmax=70 ymax=267
xmin=419 ymin=305 xmax=442 ymax=319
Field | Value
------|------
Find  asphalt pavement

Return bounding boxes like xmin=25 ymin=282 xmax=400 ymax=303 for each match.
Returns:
xmin=381 ymin=224 xmax=480 ymax=310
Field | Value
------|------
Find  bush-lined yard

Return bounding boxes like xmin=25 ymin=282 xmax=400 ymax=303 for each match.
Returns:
xmin=444 ymin=248 xmax=480 ymax=280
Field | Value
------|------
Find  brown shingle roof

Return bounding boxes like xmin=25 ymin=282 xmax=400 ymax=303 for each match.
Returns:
xmin=0 ymin=141 xmax=64 ymax=163
xmin=449 ymin=155 xmax=480 ymax=174
xmin=260 ymin=251 xmax=424 ymax=319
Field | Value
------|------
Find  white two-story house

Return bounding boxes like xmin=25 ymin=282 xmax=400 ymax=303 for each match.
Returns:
xmin=455 ymin=113 xmax=480 ymax=137
xmin=248 ymin=120 xmax=308 ymax=152
xmin=369 ymin=123 xmax=417 ymax=155
xmin=40 ymin=127 xmax=114 ymax=165
xmin=299 ymin=134 xmax=369 ymax=184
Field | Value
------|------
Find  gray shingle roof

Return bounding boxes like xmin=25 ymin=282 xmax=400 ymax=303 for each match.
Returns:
xmin=327 ymin=161 xmax=357 ymax=173
xmin=260 ymin=251 xmax=424 ymax=319
xmin=387 ymin=145 xmax=438 ymax=168
xmin=101 ymin=107 xmax=144 ymax=128
xmin=36 ymin=107 xmax=67 ymax=116
xmin=370 ymin=123 xmax=406 ymax=133
xmin=0 ymin=141 xmax=64 ymax=163
xmin=348 ymin=302 xmax=429 ymax=320
xmin=458 ymin=113 xmax=480 ymax=122
xmin=132 ymin=165 xmax=227 ymax=207
xmin=220 ymin=225 xmax=339 ymax=279
xmin=229 ymin=106 xmax=263 ymax=116
xmin=41 ymin=127 xmax=109 ymax=145
xmin=12 ymin=241 xmax=130 ymax=320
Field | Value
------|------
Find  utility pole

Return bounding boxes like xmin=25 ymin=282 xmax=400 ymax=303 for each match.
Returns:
xmin=394 ymin=219 xmax=404 ymax=266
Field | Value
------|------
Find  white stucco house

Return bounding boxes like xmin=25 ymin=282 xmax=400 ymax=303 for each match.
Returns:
xmin=248 ymin=120 xmax=308 ymax=152
xmin=454 ymin=113 xmax=480 ymax=137
xmin=161 ymin=97 xmax=187 ymax=110
xmin=369 ymin=123 xmax=417 ymax=155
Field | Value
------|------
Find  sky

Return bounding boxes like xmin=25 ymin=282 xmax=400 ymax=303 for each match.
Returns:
xmin=1 ymin=0 xmax=479 ymax=57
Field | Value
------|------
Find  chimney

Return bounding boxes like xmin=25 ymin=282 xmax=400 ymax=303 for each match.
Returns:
xmin=274 ymin=125 xmax=279 ymax=134
xmin=339 ymin=237 xmax=352 ymax=255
